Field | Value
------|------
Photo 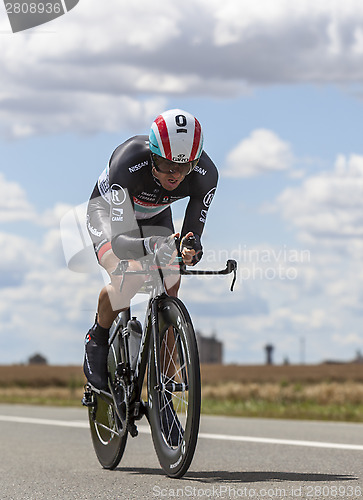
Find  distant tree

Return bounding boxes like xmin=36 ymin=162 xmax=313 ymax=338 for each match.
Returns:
xmin=28 ymin=353 xmax=48 ymax=365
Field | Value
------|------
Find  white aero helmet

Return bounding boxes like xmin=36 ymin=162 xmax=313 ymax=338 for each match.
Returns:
xmin=149 ymin=109 xmax=204 ymax=163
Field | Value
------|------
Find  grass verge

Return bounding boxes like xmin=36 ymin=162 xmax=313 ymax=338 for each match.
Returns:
xmin=2 ymin=365 xmax=363 ymax=422
xmin=201 ymin=398 xmax=363 ymax=422
xmin=1 ymin=382 xmax=363 ymax=422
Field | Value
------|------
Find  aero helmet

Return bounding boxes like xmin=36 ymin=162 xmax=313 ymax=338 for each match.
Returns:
xmin=149 ymin=109 xmax=204 ymax=163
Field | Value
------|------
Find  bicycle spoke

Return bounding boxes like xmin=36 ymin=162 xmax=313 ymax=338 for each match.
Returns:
xmin=161 ymin=329 xmax=178 ymax=377
xmin=162 ymin=360 xmax=187 ymax=384
xmin=161 ymin=334 xmax=187 ymax=382
xmin=160 ymin=393 xmax=184 ymax=445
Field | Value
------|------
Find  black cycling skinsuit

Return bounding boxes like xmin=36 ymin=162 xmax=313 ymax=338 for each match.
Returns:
xmin=86 ymin=135 xmax=218 ymax=263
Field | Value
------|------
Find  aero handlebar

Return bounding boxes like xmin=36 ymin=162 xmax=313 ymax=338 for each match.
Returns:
xmin=113 ymin=258 xmax=238 ymax=292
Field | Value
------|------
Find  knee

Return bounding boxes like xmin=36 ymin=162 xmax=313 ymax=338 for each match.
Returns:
xmin=98 ymin=284 xmax=114 ymax=309
xmin=166 ymin=279 xmax=181 ymax=297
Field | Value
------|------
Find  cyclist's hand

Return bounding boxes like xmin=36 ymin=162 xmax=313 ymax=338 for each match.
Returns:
xmin=144 ymin=233 xmax=179 ymax=266
xmin=180 ymin=232 xmax=197 ymax=266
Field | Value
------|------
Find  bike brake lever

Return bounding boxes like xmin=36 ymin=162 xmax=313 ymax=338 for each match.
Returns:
xmin=181 ymin=234 xmax=196 ymax=250
xmin=112 ymin=260 xmax=129 ymax=276
xmin=227 ymin=259 xmax=237 ymax=292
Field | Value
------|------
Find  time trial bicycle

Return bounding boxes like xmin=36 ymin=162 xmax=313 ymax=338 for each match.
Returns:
xmin=82 ymin=246 xmax=237 ymax=478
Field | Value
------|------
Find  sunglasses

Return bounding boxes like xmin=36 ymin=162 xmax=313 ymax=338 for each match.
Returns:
xmin=151 ymin=153 xmax=199 ymax=176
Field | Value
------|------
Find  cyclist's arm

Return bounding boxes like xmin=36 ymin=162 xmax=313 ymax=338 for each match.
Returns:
xmin=108 ymin=182 xmax=148 ymax=260
xmin=109 ymin=182 xmax=174 ymax=262
xmin=180 ymin=154 xmax=218 ymax=264
xmin=108 ymin=141 xmax=149 ymax=260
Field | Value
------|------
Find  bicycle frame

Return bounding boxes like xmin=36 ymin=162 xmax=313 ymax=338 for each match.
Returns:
xmin=115 ymin=258 xmax=236 ymax=412
xmin=88 ymin=258 xmax=237 ymax=430
xmin=95 ymin=266 xmax=168 ymax=427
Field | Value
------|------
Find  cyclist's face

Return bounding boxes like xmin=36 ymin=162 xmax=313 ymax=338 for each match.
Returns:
xmin=153 ymin=167 xmax=184 ymax=190
xmin=151 ymin=155 xmax=197 ymax=191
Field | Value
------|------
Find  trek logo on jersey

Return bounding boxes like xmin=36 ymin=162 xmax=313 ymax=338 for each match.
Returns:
xmin=4 ymin=0 xmax=79 ymax=33
xmin=111 ymin=184 xmax=126 ymax=205
xmin=203 ymin=188 xmax=216 ymax=208
xmin=112 ymin=208 xmax=124 ymax=222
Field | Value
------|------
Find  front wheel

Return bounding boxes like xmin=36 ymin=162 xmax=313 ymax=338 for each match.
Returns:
xmin=147 ymin=296 xmax=201 ymax=478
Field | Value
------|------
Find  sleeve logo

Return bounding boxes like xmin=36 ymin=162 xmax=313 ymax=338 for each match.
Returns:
xmin=110 ymin=184 xmax=127 ymax=205
xmin=203 ymin=188 xmax=216 ymax=208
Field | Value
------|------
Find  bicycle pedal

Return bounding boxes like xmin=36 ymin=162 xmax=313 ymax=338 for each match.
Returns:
xmin=134 ymin=400 xmax=148 ymax=420
xmin=81 ymin=392 xmax=95 ymax=407
xmin=127 ymin=422 xmax=138 ymax=438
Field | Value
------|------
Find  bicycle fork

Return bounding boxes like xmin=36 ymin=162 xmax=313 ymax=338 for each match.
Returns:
xmin=151 ymin=297 xmax=188 ymax=395
xmin=151 ymin=297 xmax=162 ymax=392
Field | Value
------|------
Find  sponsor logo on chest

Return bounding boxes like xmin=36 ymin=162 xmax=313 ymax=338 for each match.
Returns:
xmin=129 ymin=161 xmax=148 ymax=173
xmin=194 ymin=166 xmax=207 ymax=176
xmin=139 ymin=191 xmax=158 ymax=202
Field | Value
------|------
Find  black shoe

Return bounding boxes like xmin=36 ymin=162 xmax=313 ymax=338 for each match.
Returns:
xmin=83 ymin=330 xmax=109 ymax=391
xmin=161 ymin=393 xmax=184 ymax=447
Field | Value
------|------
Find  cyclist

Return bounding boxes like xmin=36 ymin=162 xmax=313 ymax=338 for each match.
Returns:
xmin=84 ymin=109 xmax=218 ymax=393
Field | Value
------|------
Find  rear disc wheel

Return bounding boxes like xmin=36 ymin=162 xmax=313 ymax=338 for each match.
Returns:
xmin=88 ymin=392 xmax=127 ymax=470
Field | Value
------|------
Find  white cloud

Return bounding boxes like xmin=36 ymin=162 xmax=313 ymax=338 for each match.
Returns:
xmin=0 ymin=219 xmax=103 ymax=364
xmin=0 ymin=173 xmax=37 ymax=222
xmin=0 ymin=174 xmax=74 ymax=226
xmin=276 ymin=154 xmax=363 ymax=244
xmin=2 ymin=0 xmax=363 ymax=137
xmin=240 ymin=152 xmax=363 ymax=362
xmin=223 ymin=129 xmax=294 ymax=177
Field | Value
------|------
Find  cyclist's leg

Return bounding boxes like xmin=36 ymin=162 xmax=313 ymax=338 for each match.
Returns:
xmin=84 ymin=248 xmax=146 ymax=389
xmin=97 ymin=248 xmax=145 ymax=328
xmin=87 ymin=192 xmax=146 ymax=327
xmin=140 ymin=210 xmax=181 ymax=378
xmin=162 ymin=277 xmax=180 ymax=380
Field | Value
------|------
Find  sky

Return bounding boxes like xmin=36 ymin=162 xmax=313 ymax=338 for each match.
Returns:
xmin=1 ymin=0 xmax=363 ymax=365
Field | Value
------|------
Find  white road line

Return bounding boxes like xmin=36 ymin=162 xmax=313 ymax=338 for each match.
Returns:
xmin=197 ymin=432 xmax=363 ymax=451
xmin=1 ymin=415 xmax=363 ymax=451
xmin=0 ymin=415 xmax=89 ymax=428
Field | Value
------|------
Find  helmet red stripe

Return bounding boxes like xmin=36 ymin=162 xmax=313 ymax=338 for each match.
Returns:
xmin=190 ymin=118 xmax=202 ymax=161
xmin=155 ymin=115 xmax=172 ymax=160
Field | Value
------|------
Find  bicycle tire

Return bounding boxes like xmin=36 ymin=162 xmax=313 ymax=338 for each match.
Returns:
xmin=88 ymin=392 xmax=128 ymax=469
xmin=147 ymin=296 xmax=201 ymax=478
xmin=88 ymin=331 xmax=128 ymax=469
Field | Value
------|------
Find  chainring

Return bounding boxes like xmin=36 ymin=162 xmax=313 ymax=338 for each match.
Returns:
xmin=113 ymin=378 xmax=130 ymax=438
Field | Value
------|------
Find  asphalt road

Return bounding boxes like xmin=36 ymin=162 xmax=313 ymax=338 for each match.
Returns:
xmin=1 ymin=404 xmax=363 ymax=500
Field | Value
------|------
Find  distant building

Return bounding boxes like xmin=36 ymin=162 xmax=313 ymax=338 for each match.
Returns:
xmin=196 ymin=331 xmax=223 ymax=364
xmin=323 ymin=350 xmax=363 ymax=365
xmin=28 ymin=353 xmax=48 ymax=365
xmin=265 ymin=344 xmax=274 ymax=365
xmin=353 ymin=350 xmax=363 ymax=364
